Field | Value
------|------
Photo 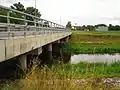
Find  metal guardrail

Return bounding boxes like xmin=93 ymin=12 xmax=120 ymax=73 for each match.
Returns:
xmin=0 ymin=5 xmax=68 ymax=38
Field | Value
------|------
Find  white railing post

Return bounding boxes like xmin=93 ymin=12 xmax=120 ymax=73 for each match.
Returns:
xmin=7 ymin=11 xmax=10 ymax=37
xmin=50 ymin=22 xmax=52 ymax=34
xmin=38 ymin=19 xmax=40 ymax=35
xmin=24 ymin=15 xmax=27 ymax=37
xmin=34 ymin=18 xmax=37 ymax=35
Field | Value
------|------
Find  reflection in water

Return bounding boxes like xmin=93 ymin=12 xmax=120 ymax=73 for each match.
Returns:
xmin=71 ymin=54 xmax=120 ymax=64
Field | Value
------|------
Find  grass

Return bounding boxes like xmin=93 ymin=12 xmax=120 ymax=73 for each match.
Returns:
xmin=72 ymin=31 xmax=120 ymax=36
xmin=3 ymin=62 xmax=120 ymax=90
xmin=64 ymin=31 xmax=120 ymax=54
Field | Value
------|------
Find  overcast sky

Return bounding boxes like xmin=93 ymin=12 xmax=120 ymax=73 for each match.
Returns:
xmin=1 ymin=0 xmax=120 ymax=26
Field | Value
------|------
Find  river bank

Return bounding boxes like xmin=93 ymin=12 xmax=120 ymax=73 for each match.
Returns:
xmin=64 ymin=31 xmax=120 ymax=54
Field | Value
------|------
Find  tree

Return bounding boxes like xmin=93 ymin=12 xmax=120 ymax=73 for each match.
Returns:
xmin=10 ymin=2 xmax=25 ymax=24
xmin=66 ymin=21 xmax=72 ymax=30
xmin=108 ymin=24 xmax=120 ymax=31
xmin=25 ymin=7 xmax=41 ymax=17
xmin=86 ymin=25 xmax=95 ymax=31
xmin=74 ymin=26 xmax=82 ymax=30
xmin=0 ymin=8 xmax=8 ymax=23
xmin=109 ymin=24 xmax=112 ymax=30
xmin=95 ymin=24 xmax=107 ymax=28
xmin=10 ymin=2 xmax=25 ymax=12
xmin=25 ymin=7 xmax=41 ymax=25
xmin=81 ymin=25 xmax=86 ymax=30
xmin=0 ymin=2 xmax=41 ymax=25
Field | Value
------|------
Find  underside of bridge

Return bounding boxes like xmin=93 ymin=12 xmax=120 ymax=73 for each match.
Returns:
xmin=0 ymin=35 xmax=71 ymax=79
xmin=17 ymin=36 xmax=70 ymax=69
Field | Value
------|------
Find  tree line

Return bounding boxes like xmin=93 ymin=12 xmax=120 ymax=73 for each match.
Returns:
xmin=108 ymin=24 xmax=120 ymax=31
xmin=66 ymin=21 xmax=120 ymax=31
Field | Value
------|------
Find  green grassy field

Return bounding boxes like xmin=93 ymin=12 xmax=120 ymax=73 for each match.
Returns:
xmin=72 ymin=31 xmax=120 ymax=36
xmin=64 ymin=31 xmax=120 ymax=54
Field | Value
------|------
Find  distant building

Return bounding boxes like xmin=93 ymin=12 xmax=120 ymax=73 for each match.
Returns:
xmin=72 ymin=26 xmax=81 ymax=30
xmin=96 ymin=26 xmax=108 ymax=31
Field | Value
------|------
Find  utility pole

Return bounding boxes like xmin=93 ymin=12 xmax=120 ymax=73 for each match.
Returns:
xmin=35 ymin=0 xmax=37 ymax=17
xmin=2 ymin=0 xmax=4 ymax=5
xmin=60 ymin=16 xmax=61 ymax=25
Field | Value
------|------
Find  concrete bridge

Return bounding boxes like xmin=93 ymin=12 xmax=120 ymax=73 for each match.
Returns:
xmin=0 ymin=5 xmax=72 ymax=70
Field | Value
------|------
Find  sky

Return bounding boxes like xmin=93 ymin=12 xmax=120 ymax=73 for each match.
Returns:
xmin=1 ymin=0 xmax=120 ymax=26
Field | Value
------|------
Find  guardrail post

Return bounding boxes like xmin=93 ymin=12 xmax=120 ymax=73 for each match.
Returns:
xmin=54 ymin=23 xmax=55 ymax=34
xmin=34 ymin=18 xmax=37 ymax=35
xmin=38 ymin=19 xmax=40 ymax=35
xmin=24 ymin=15 xmax=27 ymax=37
xmin=40 ymin=19 xmax=43 ymax=34
xmin=43 ymin=20 xmax=46 ymax=34
xmin=7 ymin=11 xmax=10 ymax=37
xmin=12 ymin=33 xmax=15 ymax=37
xmin=50 ymin=22 xmax=52 ymax=34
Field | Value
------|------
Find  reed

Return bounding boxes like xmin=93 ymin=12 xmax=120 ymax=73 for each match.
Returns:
xmin=3 ymin=62 xmax=120 ymax=90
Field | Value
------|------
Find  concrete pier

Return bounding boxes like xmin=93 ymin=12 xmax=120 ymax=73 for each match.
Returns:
xmin=66 ymin=37 xmax=69 ymax=42
xmin=40 ymin=44 xmax=53 ymax=65
xmin=18 ymin=54 xmax=27 ymax=70
xmin=47 ymin=44 xmax=53 ymax=65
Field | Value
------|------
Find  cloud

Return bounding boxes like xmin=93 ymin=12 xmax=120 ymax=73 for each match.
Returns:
xmin=1 ymin=0 xmax=31 ymax=5
xmin=4 ymin=0 xmax=15 ymax=4
xmin=3 ymin=0 xmax=21 ymax=4
xmin=1 ymin=0 xmax=120 ymax=25
xmin=101 ymin=16 xmax=120 ymax=21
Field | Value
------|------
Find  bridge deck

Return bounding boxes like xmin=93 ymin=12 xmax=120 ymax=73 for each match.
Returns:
xmin=0 ymin=32 xmax=72 ymax=62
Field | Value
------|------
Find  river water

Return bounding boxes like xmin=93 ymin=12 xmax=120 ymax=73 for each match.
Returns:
xmin=71 ymin=54 xmax=120 ymax=64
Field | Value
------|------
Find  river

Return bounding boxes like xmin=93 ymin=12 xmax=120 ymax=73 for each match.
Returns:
xmin=71 ymin=53 xmax=120 ymax=64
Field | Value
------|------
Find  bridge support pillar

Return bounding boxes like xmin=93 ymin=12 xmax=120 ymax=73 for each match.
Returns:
xmin=47 ymin=44 xmax=53 ymax=65
xmin=41 ymin=43 xmax=53 ymax=65
xmin=65 ymin=37 xmax=69 ymax=43
xmin=18 ymin=54 xmax=27 ymax=70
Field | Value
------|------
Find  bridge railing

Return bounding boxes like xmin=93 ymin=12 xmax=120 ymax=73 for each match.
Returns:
xmin=0 ymin=5 xmax=69 ymax=38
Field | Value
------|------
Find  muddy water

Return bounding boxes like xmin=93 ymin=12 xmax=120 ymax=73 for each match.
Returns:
xmin=71 ymin=54 xmax=120 ymax=64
